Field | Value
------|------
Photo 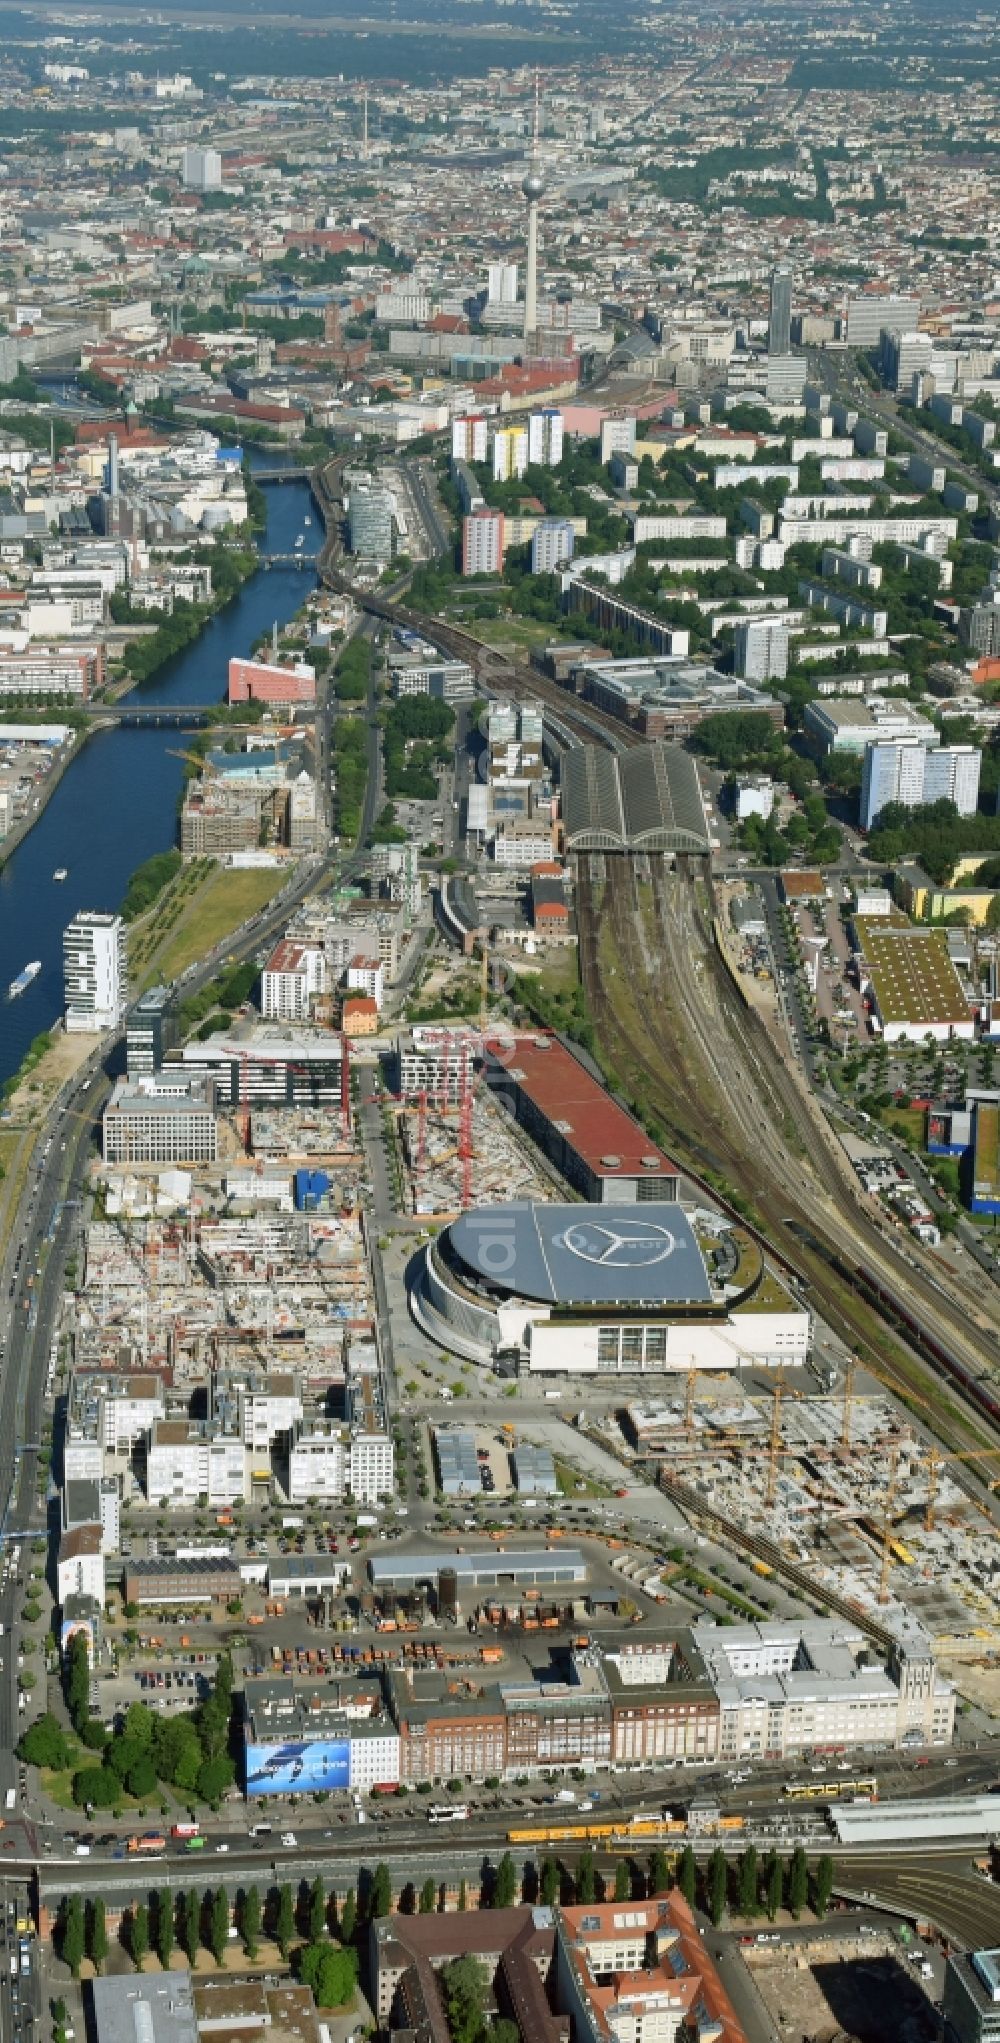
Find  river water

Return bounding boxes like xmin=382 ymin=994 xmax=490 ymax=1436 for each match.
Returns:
xmin=0 ymin=467 xmax=321 ymax=1089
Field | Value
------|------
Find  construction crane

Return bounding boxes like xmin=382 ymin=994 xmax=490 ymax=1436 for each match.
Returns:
xmin=765 ymin=1371 xmax=786 ymax=1509
xmin=879 ymin=1443 xmax=904 ymax=1604
xmin=841 ymin=1353 xmax=858 ymax=1453
xmin=167 ymin=747 xmax=220 ymax=779
xmin=921 ymin=1443 xmax=1000 ymax=1532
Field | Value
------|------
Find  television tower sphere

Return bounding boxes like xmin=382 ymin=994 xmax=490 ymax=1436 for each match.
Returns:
xmin=522 ymin=167 xmax=545 ymax=201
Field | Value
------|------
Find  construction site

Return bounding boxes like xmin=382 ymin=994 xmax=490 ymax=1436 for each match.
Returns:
xmin=391 ymin=1025 xmax=555 ymax=1218
xmin=617 ymin=1369 xmax=1000 ymax=1686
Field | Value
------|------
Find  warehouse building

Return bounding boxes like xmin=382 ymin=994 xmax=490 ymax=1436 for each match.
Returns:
xmin=413 ymin=1200 xmax=810 ymax=1374
xmin=852 ymin=917 xmax=973 ymax=1042
xmin=483 ymin=1032 xmax=679 ymax=1205
xmin=368 ymin=1548 xmax=588 ymax=1594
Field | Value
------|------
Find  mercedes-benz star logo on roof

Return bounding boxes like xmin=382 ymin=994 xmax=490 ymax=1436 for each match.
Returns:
xmin=554 ymin=1220 xmax=677 ymax=1268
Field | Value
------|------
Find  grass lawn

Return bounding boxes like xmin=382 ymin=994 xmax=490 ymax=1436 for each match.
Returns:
xmin=463 ymin=615 xmax=560 ymax=653
xmin=140 ymin=868 xmax=285 ymax=987
xmin=533 ymin=950 xmax=580 ymax=1001
xmin=880 ymin=1105 xmax=927 ymax=1147
xmin=553 ymin=1456 xmax=613 ymax=1499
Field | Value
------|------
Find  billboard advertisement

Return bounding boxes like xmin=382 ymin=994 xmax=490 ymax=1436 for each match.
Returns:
xmin=245 ymin=1739 xmax=351 ymax=1796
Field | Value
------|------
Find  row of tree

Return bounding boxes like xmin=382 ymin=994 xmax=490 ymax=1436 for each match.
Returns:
xmin=24 ymin=1637 xmax=237 ymax=1809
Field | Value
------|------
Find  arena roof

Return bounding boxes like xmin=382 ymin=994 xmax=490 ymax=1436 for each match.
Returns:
xmin=448 ymin=1202 xmax=712 ymax=1307
xmin=562 ymin=742 xmax=710 ymax=854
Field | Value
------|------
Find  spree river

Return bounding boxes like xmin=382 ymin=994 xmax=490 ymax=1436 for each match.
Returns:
xmin=0 ymin=468 xmax=322 ymax=1089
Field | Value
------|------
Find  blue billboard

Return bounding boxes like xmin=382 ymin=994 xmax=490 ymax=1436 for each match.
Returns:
xmin=245 ymin=1739 xmax=351 ymax=1796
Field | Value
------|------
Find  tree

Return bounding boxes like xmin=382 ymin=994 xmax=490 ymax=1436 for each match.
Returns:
xmin=308 ymin=1875 xmax=326 ymax=1943
xmin=649 ymin=1847 xmax=670 ymax=1897
xmin=156 ymin=1891 xmax=175 ymax=1971
xmin=88 ymin=1898 xmax=108 ymax=1974
xmin=419 ymin=1877 xmax=437 ymax=1915
xmin=788 ymin=1846 xmax=809 ymax=1920
xmin=457 ymin=1879 xmax=468 ymax=1913
xmin=614 ymin=1859 xmax=631 ymax=1902
xmin=577 ymin=1849 xmax=598 ymax=1905
xmin=707 ymin=1847 xmax=728 ymax=1927
xmin=182 ymin=1890 xmax=201 ymax=1965
xmin=539 ymin=1859 xmax=558 ymax=1908
xmin=340 ymin=1890 xmax=357 ymax=1944
xmin=813 ymin=1854 xmax=835 ymax=1919
xmin=676 ymin=1845 xmax=697 ymax=1910
xmin=209 ymin=1889 xmax=230 ymax=1966
xmin=494 ymin=1850 xmax=518 ymax=1909
xmin=130 ymin=1904 xmax=149 ymax=1970
xmin=240 ymin=1886 xmax=261 ymax=1959
xmin=197 ymin=1754 xmax=235 ymax=1807
xmin=127 ymin=1755 xmax=157 ymax=1799
xmin=369 ymin=1863 xmax=392 ymax=1922
xmin=737 ymin=1845 xmax=758 ymax=1920
xmin=61 ymin=1896 xmax=85 ymax=1979
xmin=18 ymin=1713 xmax=70 ymax=1771
xmin=764 ymin=1851 xmax=783 ymax=1923
xmin=300 ymin=1943 xmax=358 ymax=2009
xmin=72 ymin=1764 xmax=118 ymax=1808
xmin=440 ymin=1956 xmax=489 ymax=2043
xmin=275 ymin=1884 xmax=296 ymax=1958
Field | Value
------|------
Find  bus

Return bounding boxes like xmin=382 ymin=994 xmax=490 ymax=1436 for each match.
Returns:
xmin=171 ymin=1824 xmax=200 ymax=1841
xmin=428 ymin=1804 xmax=470 ymax=1825
xmin=782 ymin=1777 xmax=877 ymax=1802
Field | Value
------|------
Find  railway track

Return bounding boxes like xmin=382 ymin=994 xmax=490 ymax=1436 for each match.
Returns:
xmin=576 ymin=853 xmax=1000 ymax=1454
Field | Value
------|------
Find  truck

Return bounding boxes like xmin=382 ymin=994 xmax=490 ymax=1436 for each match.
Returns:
xmin=184 ymin=1835 xmax=208 ymax=1852
xmin=282 ymin=1516 xmax=304 ymax=1530
xmin=128 ymin=1832 xmax=166 ymax=1855
xmin=171 ymin=1823 xmax=200 ymax=1840
xmin=554 ymin=1789 xmax=577 ymax=1805
xmin=4 ymin=1788 xmax=15 ymax=1812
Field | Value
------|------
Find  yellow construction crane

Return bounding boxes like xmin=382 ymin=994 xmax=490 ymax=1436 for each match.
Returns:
xmin=167 ymin=747 xmax=220 ymax=778
xmin=766 ymin=1371 xmax=786 ymax=1509
xmin=879 ymin=1442 xmax=903 ymax=1604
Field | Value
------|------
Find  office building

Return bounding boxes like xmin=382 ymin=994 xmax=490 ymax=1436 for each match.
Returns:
xmin=180 ymin=144 xmax=222 ymax=191
xmin=765 ymin=353 xmax=807 ymax=403
xmin=804 ymin=696 xmax=939 ymax=756
xmin=528 ymin=407 xmax=564 ymax=466
xmin=557 ymin=1893 xmax=743 ymax=2043
xmin=943 ymin=1949 xmax=1000 ymax=2043
xmin=451 ymin=413 xmax=488 ymax=464
xmin=125 ymin=984 xmax=176 ymax=1079
xmin=881 ymin=328 xmax=933 ymax=392
xmin=64 ymin=910 xmax=127 ymax=1033
xmin=146 ymin=1419 xmax=246 ymax=1506
xmin=102 ymin=1077 xmax=218 ymax=1165
xmin=769 ymin=266 xmax=793 ymax=355
xmin=733 ymin=619 xmax=789 ymax=681
xmin=462 ymin=508 xmax=505 ymax=576
xmin=532 ymin=518 xmax=575 ymax=574
xmin=348 ymin=482 xmax=395 ymax=562
xmin=861 ymin=738 xmax=981 ymax=828
xmin=845 ymin=294 xmax=922 ymax=347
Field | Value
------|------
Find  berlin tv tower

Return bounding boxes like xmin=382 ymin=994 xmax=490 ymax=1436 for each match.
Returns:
xmin=522 ymin=75 xmax=544 ymax=349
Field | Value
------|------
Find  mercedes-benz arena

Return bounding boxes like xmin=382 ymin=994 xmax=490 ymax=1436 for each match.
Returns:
xmin=412 ymin=1201 xmax=810 ymax=1374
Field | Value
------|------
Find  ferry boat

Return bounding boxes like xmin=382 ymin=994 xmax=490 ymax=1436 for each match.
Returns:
xmin=53 ymin=867 xmax=68 ymax=882
xmin=8 ymin=961 xmax=41 ymax=1000
xmin=304 ymin=515 xmax=312 ymax=526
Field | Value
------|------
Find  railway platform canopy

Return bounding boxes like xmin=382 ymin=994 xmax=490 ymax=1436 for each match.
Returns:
xmin=562 ymin=742 xmax=710 ymax=855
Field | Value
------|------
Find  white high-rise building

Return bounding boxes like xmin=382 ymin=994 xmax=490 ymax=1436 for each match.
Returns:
xmin=527 ymin=408 xmax=564 ymax=466
xmin=861 ymin=738 xmax=981 ymax=828
xmin=64 ymin=911 xmax=127 ymax=1033
xmin=180 ymin=145 xmax=222 ymax=192
xmin=451 ymin=413 xmax=488 ymax=465
xmin=733 ymin=619 xmax=789 ymax=682
xmin=487 ymin=261 xmax=518 ymax=305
